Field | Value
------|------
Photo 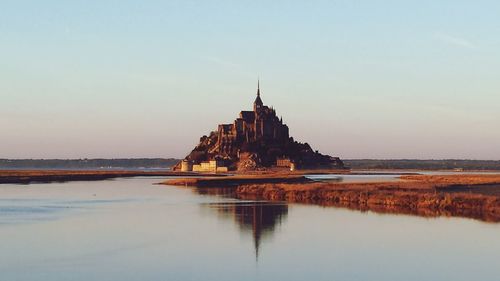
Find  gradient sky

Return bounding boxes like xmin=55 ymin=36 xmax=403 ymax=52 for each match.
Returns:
xmin=2 ymin=1 xmax=500 ymax=159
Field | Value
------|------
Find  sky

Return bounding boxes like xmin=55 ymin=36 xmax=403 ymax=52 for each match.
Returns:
xmin=1 ymin=0 xmax=500 ymax=159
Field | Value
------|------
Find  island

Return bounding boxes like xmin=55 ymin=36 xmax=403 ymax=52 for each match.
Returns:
xmin=173 ymin=81 xmax=345 ymax=172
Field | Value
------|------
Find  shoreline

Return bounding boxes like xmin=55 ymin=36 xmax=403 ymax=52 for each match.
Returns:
xmin=0 ymin=170 xmax=224 ymax=184
xmin=163 ymin=175 xmax=312 ymax=187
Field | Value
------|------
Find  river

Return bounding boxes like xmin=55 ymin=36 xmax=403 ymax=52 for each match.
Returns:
xmin=1 ymin=177 xmax=499 ymax=281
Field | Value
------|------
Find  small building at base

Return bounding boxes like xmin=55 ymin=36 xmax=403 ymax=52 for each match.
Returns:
xmin=180 ymin=160 xmax=192 ymax=172
xmin=276 ymin=157 xmax=292 ymax=168
xmin=191 ymin=160 xmax=228 ymax=173
xmin=277 ymin=157 xmax=296 ymax=171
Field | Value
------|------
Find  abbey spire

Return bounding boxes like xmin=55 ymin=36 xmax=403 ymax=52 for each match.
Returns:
xmin=254 ymin=79 xmax=263 ymax=112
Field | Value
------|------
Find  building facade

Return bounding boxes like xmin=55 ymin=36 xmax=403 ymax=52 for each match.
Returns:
xmin=214 ymin=81 xmax=290 ymax=157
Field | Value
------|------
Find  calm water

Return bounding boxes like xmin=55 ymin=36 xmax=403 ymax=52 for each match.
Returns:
xmin=306 ymin=173 xmax=401 ymax=182
xmin=1 ymin=177 xmax=500 ymax=281
xmin=307 ymin=170 xmax=500 ymax=183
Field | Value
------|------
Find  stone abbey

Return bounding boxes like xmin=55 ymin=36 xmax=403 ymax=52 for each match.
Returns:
xmin=175 ymin=82 xmax=344 ymax=171
xmin=216 ymin=81 xmax=289 ymax=157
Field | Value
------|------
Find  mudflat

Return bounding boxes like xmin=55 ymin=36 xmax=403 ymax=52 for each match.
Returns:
xmin=0 ymin=170 xmax=222 ymax=184
xmin=163 ymin=174 xmax=312 ymax=187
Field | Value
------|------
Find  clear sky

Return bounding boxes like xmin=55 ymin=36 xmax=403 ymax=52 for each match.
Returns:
xmin=1 ymin=1 xmax=500 ymax=159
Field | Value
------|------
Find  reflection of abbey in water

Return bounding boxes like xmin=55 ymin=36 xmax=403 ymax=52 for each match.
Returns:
xmin=204 ymin=200 xmax=288 ymax=259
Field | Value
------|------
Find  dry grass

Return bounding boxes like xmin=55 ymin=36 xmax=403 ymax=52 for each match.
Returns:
xmin=401 ymin=174 xmax=500 ymax=186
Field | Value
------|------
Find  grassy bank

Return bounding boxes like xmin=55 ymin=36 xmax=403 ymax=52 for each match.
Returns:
xmin=234 ymin=175 xmax=500 ymax=222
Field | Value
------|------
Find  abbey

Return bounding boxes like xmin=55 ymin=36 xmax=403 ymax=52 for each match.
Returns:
xmin=176 ymin=82 xmax=344 ymax=171
xmin=216 ymin=81 xmax=289 ymax=156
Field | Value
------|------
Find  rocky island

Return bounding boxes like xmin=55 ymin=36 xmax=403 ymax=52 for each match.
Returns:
xmin=174 ymin=82 xmax=345 ymax=172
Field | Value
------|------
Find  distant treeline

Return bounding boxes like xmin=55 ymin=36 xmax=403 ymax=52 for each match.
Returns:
xmin=4 ymin=158 xmax=500 ymax=171
xmin=0 ymin=158 xmax=180 ymax=170
xmin=344 ymin=159 xmax=500 ymax=171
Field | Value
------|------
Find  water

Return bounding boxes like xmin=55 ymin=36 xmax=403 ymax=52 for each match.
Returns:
xmin=307 ymin=170 xmax=500 ymax=183
xmin=1 ymin=177 xmax=499 ymax=281
xmin=306 ymin=173 xmax=401 ymax=183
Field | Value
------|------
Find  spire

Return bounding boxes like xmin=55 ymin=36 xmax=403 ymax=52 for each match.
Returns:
xmin=254 ymin=79 xmax=263 ymax=111
xmin=257 ymin=78 xmax=260 ymax=97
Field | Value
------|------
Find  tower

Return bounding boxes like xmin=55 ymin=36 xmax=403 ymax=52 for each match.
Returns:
xmin=254 ymin=79 xmax=263 ymax=112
